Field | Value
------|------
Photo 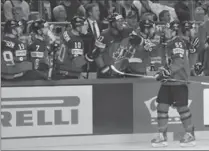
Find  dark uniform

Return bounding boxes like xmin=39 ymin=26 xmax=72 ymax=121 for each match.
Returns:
xmin=27 ymin=37 xmax=50 ymax=80
xmin=157 ymin=36 xmax=190 ymax=106
xmin=1 ymin=35 xmax=32 ymax=81
xmin=55 ymin=16 xmax=87 ymax=79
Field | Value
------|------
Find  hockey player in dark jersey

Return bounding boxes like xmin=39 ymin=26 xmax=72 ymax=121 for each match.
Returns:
xmin=151 ymin=20 xmax=196 ymax=147
xmin=54 ymin=16 xmax=88 ymax=79
xmin=26 ymin=19 xmax=54 ymax=80
xmin=85 ymin=13 xmax=147 ymax=78
xmin=126 ymin=20 xmax=157 ymax=75
xmin=1 ymin=20 xmax=32 ymax=81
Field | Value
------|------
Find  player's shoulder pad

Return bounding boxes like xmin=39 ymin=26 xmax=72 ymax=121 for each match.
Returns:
xmin=100 ymin=29 xmax=109 ymax=37
xmin=63 ymin=30 xmax=71 ymax=42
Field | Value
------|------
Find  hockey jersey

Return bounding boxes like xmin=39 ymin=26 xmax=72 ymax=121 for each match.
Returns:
xmin=55 ymin=30 xmax=86 ymax=76
xmin=163 ymin=36 xmax=190 ymax=85
xmin=1 ymin=36 xmax=32 ymax=79
xmin=28 ymin=37 xmax=49 ymax=71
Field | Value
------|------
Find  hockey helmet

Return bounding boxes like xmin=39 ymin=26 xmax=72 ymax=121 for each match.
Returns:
xmin=107 ymin=13 xmax=124 ymax=23
xmin=71 ymin=16 xmax=86 ymax=29
xmin=139 ymin=19 xmax=154 ymax=32
xmin=4 ymin=20 xmax=20 ymax=34
xmin=30 ymin=19 xmax=47 ymax=34
xmin=168 ymin=20 xmax=180 ymax=31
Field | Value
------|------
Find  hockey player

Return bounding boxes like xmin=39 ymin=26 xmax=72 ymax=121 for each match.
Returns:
xmin=1 ymin=20 xmax=32 ymax=81
xmin=132 ymin=19 xmax=166 ymax=73
xmin=126 ymin=19 xmax=157 ymax=75
xmin=85 ymin=13 xmax=148 ymax=78
xmin=54 ymin=16 xmax=88 ymax=79
xmin=151 ymin=20 xmax=196 ymax=147
xmin=27 ymin=19 xmax=54 ymax=80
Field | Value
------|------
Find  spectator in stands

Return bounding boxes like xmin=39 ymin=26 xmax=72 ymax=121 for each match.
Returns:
xmin=133 ymin=0 xmax=177 ymax=22
xmin=83 ymin=3 xmax=103 ymax=72
xmin=126 ymin=8 xmax=139 ymax=29
xmin=53 ymin=5 xmax=67 ymax=22
xmin=86 ymin=3 xmax=101 ymax=39
xmin=80 ymin=0 xmax=92 ymax=7
xmin=59 ymin=0 xmax=86 ymax=22
xmin=174 ymin=0 xmax=191 ymax=22
xmin=3 ymin=0 xmax=30 ymax=21
xmin=116 ymin=0 xmax=139 ymax=20
xmin=159 ymin=10 xmax=171 ymax=23
xmin=93 ymin=0 xmax=110 ymax=22
xmin=43 ymin=0 xmax=52 ymax=21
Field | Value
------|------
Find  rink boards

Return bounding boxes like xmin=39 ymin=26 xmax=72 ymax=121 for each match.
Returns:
xmin=1 ymin=77 xmax=209 ymax=149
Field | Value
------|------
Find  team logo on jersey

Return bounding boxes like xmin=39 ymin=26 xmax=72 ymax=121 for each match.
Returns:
xmin=145 ymin=96 xmax=192 ymax=124
xmin=113 ymin=45 xmax=136 ymax=62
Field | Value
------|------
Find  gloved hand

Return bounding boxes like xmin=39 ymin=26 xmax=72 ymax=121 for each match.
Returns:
xmin=97 ymin=65 xmax=112 ymax=78
xmin=85 ymin=48 xmax=101 ymax=62
xmin=143 ymin=39 xmax=156 ymax=52
xmin=155 ymin=67 xmax=171 ymax=82
xmin=190 ymin=37 xmax=200 ymax=54
xmin=192 ymin=37 xmax=200 ymax=49
xmin=191 ymin=62 xmax=204 ymax=76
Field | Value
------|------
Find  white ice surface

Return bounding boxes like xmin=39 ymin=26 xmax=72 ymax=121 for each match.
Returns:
xmin=6 ymin=140 xmax=209 ymax=150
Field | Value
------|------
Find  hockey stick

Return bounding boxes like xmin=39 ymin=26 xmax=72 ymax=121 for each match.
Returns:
xmin=110 ymin=65 xmax=209 ymax=85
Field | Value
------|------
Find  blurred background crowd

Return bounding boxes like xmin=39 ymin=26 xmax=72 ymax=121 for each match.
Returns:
xmin=1 ymin=0 xmax=209 ymax=81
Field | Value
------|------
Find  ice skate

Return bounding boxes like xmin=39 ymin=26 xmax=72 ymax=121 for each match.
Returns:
xmin=180 ymin=132 xmax=196 ymax=147
xmin=151 ymin=132 xmax=168 ymax=148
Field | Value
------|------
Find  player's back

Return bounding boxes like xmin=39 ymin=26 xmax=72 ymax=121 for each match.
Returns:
xmin=165 ymin=36 xmax=190 ymax=84
xmin=56 ymin=30 xmax=86 ymax=73
xmin=28 ymin=37 xmax=49 ymax=71
xmin=1 ymin=36 xmax=32 ymax=77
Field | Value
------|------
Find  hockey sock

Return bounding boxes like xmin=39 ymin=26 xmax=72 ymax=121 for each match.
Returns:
xmin=177 ymin=106 xmax=194 ymax=133
xmin=157 ymin=103 xmax=169 ymax=133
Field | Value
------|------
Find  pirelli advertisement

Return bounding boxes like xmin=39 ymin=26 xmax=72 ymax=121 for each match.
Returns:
xmin=1 ymin=77 xmax=209 ymax=139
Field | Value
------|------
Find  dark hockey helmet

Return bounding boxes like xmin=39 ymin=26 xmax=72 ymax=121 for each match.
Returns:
xmin=168 ymin=20 xmax=180 ymax=31
xmin=4 ymin=20 xmax=19 ymax=34
xmin=18 ymin=19 xmax=27 ymax=34
xmin=181 ymin=21 xmax=194 ymax=34
xmin=30 ymin=19 xmax=47 ymax=34
xmin=107 ymin=12 xmax=124 ymax=23
xmin=139 ymin=19 xmax=154 ymax=32
xmin=71 ymin=16 xmax=86 ymax=29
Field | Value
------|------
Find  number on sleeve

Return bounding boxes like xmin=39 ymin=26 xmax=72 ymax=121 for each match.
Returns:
xmin=3 ymin=51 xmax=15 ymax=66
xmin=57 ymin=44 xmax=66 ymax=62
xmin=97 ymin=36 xmax=104 ymax=42
xmin=18 ymin=43 xmax=25 ymax=50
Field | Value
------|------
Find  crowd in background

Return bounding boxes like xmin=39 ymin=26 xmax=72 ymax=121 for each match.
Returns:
xmin=1 ymin=0 xmax=209 ymax=81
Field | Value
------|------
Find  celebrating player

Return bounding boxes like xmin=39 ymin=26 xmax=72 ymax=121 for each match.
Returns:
xmin=151 ymin=20 xmax=196 ymax=147
xmin=85 ymin=13 xmax=147 ymax=78
xmin=54 ymin=16 xmax=88 ymax=79
xmin=1 ymin=20 xmax=32 ymax=81
xmin=27 ymin=19 xmax=54 ymax=80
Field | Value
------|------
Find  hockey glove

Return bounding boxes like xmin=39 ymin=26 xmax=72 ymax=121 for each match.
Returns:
xmin=155 ymin=67 xmax=171 ymax=82
xmin=97 ymin=65 xmax=112 ymax=78
xmin=190 ymin=37 xmax=200 ymax=54
xmin=143 ymin=39 xmax=156 ymax=52
xmin=85 ymin=48 xmax=101 ymax=62
xmin=191 ymin=62 xmax=204 ymax=76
